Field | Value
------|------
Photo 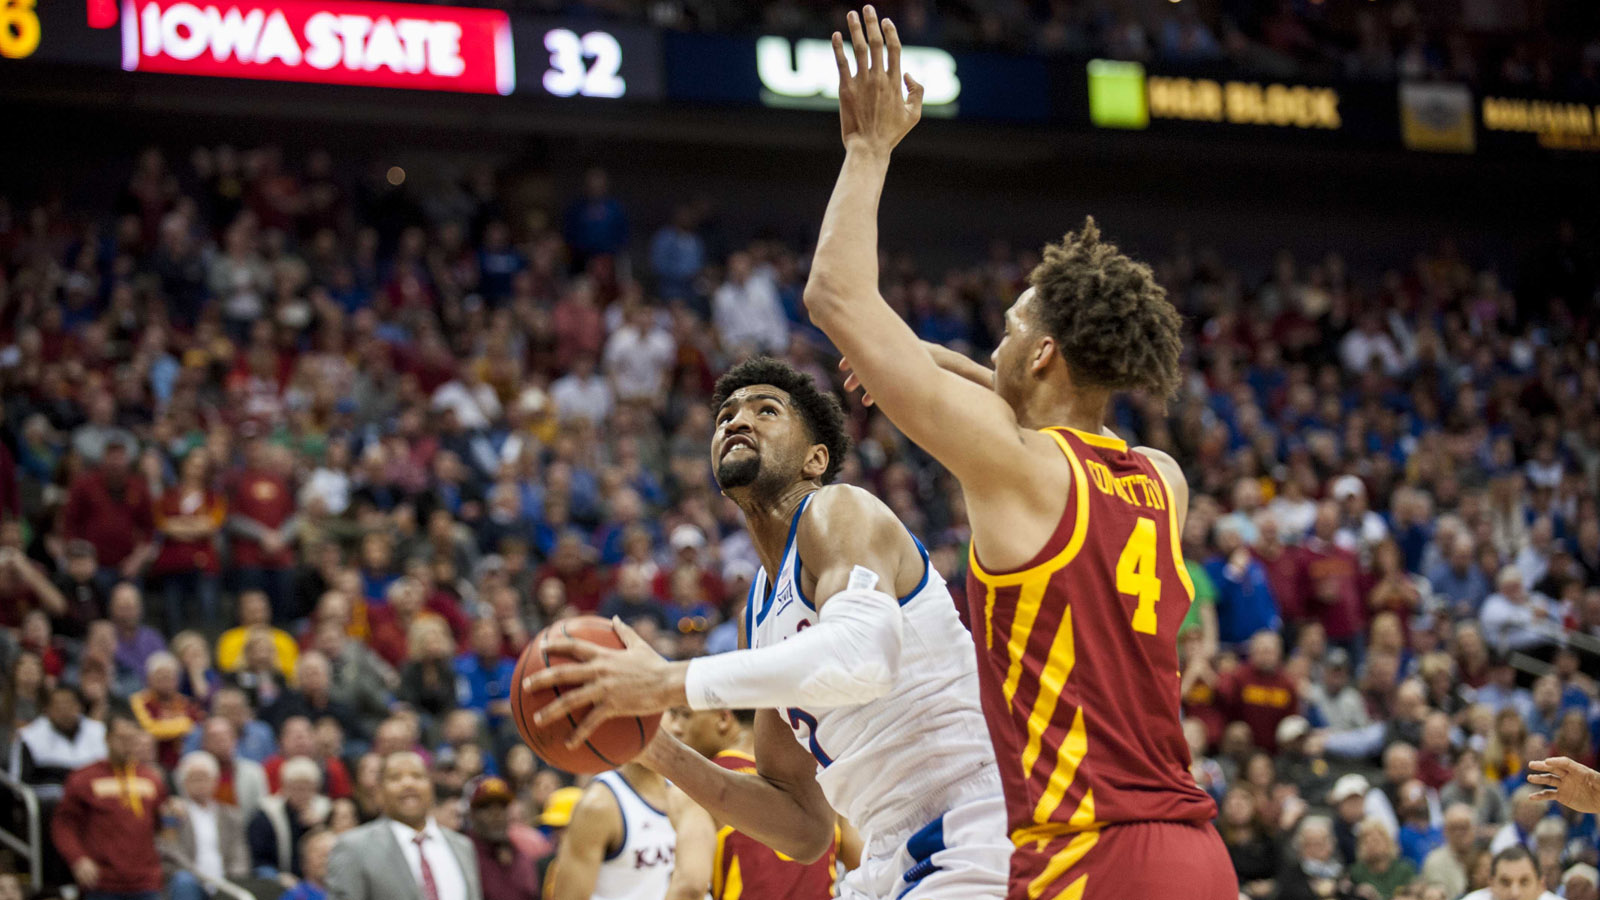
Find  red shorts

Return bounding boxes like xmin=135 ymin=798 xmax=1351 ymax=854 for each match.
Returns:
xmin=1010 ymin=820 xmax=1237 ymax=900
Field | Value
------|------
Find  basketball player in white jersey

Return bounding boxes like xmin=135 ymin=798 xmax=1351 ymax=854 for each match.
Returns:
xmin=526 ymin=357 xmax=1009 ymax=900
xmin=547 ymin=761 xmax=715 ymax=900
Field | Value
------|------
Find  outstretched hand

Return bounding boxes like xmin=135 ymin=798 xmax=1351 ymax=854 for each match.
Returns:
xmin=838 ymin=357 xmax=875 ymax=407
xmin=522 ymin=618 xmax=689 ymax=750
xmin=1529 ymin=756 xmax=1600 ymax=813
xmin=833 ymin=5 xmax=923 ymax=154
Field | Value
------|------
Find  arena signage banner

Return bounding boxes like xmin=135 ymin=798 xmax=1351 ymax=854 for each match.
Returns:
xmin=1479 ymin=95 xmax=1600 ymax=152
xmin=661 ymin=30 xmax=1048 ymax=121
xmin=1086 ymin=59 xmax=1342 ymax=131
xmin=119 ymin=0 xmax=515 ymax=94
xmin=755 ymin=35 xmax=961 ymax=115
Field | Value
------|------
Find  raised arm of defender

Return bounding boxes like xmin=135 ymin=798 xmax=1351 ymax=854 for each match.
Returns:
xmin=802 ymin=8 xmax=1037 ymax=490
xmin=803 ymin=6 xmax=1077 ymax=570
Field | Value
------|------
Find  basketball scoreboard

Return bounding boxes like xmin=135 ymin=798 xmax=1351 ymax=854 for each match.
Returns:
xmin=3 ymin=0 xmax=1595 ymax=156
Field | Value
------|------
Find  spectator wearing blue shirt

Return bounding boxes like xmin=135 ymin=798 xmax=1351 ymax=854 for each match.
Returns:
xmin=564 ymin=167 xmax=628 ymax=268
xmin=276 ymin=828 xmax=336 ymax=900
xmin=648 ymin=206 xmax=704 ymax=302
xmin=1386 ymin=487 xmax=1434 ymax=575
xmin=454 ymin=619 xmax=516 ymax=729
xmin=1205 ymin=520 xmax=1282 ymax=649
xmin=593 ymin=488 xmax=660 ymax=567
xmin=1428 ymin=534 xmax=1491 ymax=615
xmin=183 ymin=686 xmax=277 ymax=763
xmin=1395 ymin=780 xmax=1443 ymax=868
xmin=476 ymin=221 xmax=526 ymax=304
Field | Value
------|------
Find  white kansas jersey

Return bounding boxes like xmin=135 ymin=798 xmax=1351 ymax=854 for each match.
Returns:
xmin=591 ymin=771 xmax=677 ymax=900
xmin=745 ymin=492 xmax=1001 ymax=845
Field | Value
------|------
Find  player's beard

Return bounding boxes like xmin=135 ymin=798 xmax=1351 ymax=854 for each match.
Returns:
xmin=715 ymin=451 xmax=761 ymax=490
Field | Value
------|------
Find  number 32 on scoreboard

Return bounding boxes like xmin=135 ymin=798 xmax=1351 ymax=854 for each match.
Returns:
xmin=542 ymin=28 xmax=625 ymax=99
xmin=0 ymin=0 xmax=42 ymax=60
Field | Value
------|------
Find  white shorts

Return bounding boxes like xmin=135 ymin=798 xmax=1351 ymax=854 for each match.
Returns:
xmin=839 ymin=794 xmax=1011 ymax=900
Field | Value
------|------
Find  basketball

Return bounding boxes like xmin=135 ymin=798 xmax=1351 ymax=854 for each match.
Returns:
xmin=511 ymin=615 xmax=662 ymax=774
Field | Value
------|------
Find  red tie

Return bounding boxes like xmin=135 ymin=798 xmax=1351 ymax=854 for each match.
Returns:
xmin=413 ymin=833 xmax=441 ymax=900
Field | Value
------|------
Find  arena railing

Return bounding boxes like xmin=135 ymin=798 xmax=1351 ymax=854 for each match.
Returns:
xmin=0 ymin=769 xmax=42 ymax=888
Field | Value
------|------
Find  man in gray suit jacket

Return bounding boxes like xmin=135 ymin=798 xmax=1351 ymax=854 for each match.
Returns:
xmin=326 ymin=752 xmax=482 ymax=900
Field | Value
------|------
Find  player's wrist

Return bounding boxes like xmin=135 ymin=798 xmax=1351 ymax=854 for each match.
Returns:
xmin=843 ymin=141 xmax=894 ymax=164
xmin=661 ymin=661 xmax=691 ymax=709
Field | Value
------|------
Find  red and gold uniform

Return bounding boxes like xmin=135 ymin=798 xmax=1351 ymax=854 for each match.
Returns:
xmin=967 ymin=427 xmax=1234 ymax=900
xmin=711 ymin=750 xmax=838 ymax=900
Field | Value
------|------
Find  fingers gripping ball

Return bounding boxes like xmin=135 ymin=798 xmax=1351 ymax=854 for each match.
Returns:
xmin=512 ymin=615 xmax=661 ymax=774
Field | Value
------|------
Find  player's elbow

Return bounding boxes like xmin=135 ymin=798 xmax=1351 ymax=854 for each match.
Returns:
xmin=786 ymin=820 xmax=837 ymax=865
xmin=801 ymin=275 xmax=846 ymax=323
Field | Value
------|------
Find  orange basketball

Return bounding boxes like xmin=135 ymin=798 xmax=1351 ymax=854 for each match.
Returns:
xmin=511 ymin=615 xmax=661 ymax=774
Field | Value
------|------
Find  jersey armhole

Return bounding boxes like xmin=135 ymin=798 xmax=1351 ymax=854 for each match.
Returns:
xmin=968 ymin=427 xmax=1091 ymax=583
xmin=591 ymin=779 xmax=628 ymax=862
xmin=1149 ymin=463 xmax=1197 ymax=601
xmin=795 ymin=526 xmax=931 ymax=610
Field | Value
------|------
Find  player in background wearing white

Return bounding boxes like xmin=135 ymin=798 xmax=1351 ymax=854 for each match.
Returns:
xmin=525 ymin=357 xmax=1009 ymax=899
xmin=546 ymin=761 xmax=714 ymax=900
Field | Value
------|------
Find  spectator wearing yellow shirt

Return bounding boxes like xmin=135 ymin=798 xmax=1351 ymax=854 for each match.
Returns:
xmin=217 ymin=590 xmax=298 ymax=678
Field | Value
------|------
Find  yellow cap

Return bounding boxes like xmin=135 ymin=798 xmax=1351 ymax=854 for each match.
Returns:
xmin=539 ymin=787 xmax=584 ymax=827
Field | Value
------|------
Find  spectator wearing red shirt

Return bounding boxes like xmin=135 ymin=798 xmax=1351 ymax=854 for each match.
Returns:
xmin=0 ymin=527 xmax=68 ymax=629
xmin=60 ymin=439 xmax=155 ymax=591
xmin=1222 ymin=630 xmax=1301 ymax=754
xmin=19 ymin=610 xmax=67 ymax=678
xmin=53 ymin=712 xmax=169 ymax=899
xmin=533 ymin=532 xmax=604 ymax=613
xmin=465 ymin=777 xmax=542 ymax=900
xmin=368 ymin=577 xmax=456 ymax=668
xmin=228 ymin=439 xmax=297 ymax=623
xmin=1299 ymin=501 xmax=1367 ymax=656
xmin=0 ymin=422 xmax=19 ymax=519
xmin=1416 ymin=711 xmax=1456 ymax=790
xmin=1251 ymin=513 xmax=1305 ymax=626
xmin=152 ymin=447 xmax=226 ymax=633
xmin=129 ymin=651 xmax=204 ymax=771
xmin=1181 ymin=649 xmax=1229 ymax=749
xmin=652 ymin=525 xmax=724 ymax=607
xmin=263 ymin=716 xmax=352 ymax=800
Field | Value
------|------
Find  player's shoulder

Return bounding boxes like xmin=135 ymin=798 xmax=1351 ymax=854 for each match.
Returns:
xmin=798 ymin=484 xmax=902 ymax=543
xmin=574 ymin=777 xmax=625 ymax=821
xmin=1131 ymin=445 xmax=1185 ymax=485
xmin=1131 ymin=444 xmax=1188 ymax=519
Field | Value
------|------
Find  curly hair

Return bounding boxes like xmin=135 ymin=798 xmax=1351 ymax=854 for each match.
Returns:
xmin=712 ymin=357 xmax=850 ymax=484
xmin=1027 ymin=217 xmax=1184 ymax=399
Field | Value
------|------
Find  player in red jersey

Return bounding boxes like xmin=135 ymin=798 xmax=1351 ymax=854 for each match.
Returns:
xmin=665 ymin=705 xmax=861 ymax=899
xmin=802 ymin=7 xmax=1236 ymax=898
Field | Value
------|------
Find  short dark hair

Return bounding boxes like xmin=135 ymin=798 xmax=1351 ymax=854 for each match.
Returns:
xmin=46 ymin=684 xmax=83 ymax=707
xmin=711 ymin=357 xmax=850 ymax=484
xmin=1027 ymin=217 xmax=1184 ymax=399
xmin=107 ymin=706 xmax=142 ymax=733
xmin=1491 ymin=845 xmax=1538 ymax=879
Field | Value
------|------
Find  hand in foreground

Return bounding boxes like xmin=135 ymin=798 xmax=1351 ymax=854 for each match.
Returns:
xmin=1529 ymin=757 xmax=1600 ymax=813
xmin=838 ymin=357 xmax=876 ymax=407
xmin=833 ymin=5 xmax=923 ymax=154
xmin=522 ymin=618 xmax=687 ymax=749
xmin=72 ymin=858 xmax=100 ymax=889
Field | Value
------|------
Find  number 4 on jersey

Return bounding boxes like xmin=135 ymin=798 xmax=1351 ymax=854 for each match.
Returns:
xmin=1117 ymin=518 xmax=1161 ymax=634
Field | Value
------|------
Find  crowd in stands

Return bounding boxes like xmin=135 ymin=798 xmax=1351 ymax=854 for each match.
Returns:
xmin=0 ymin=138 xmax=1597 ymax=900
